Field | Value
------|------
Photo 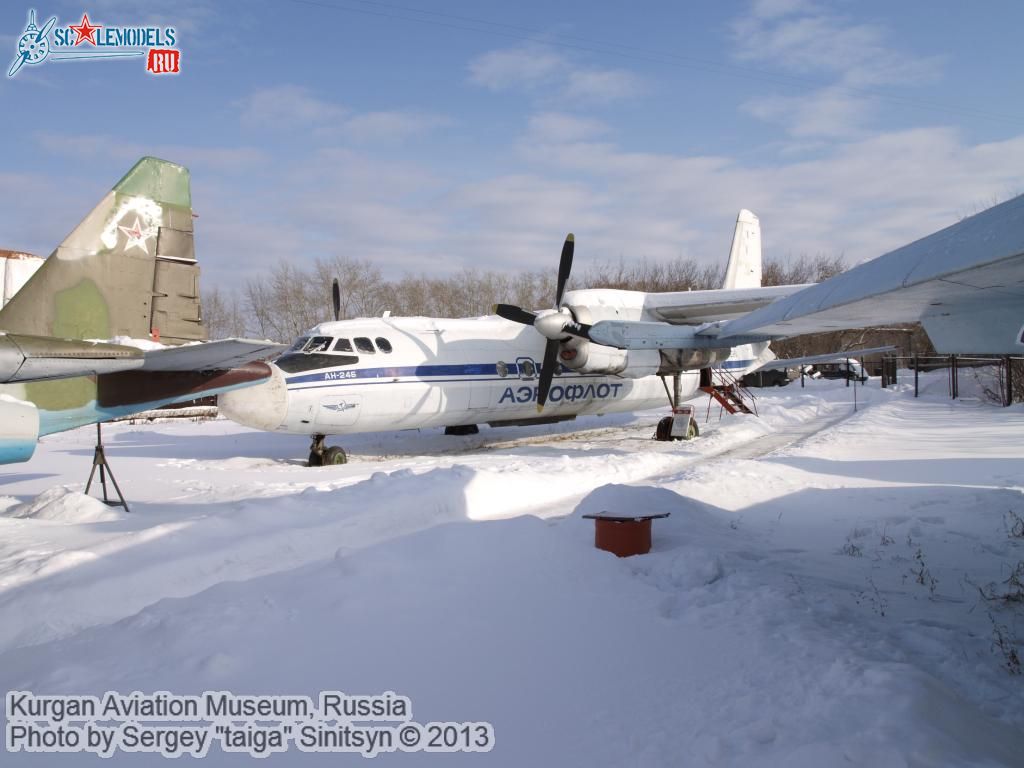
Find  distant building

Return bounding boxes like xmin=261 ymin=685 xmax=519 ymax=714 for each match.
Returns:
xmin=0 ymin=249 xmax=44 ymax=309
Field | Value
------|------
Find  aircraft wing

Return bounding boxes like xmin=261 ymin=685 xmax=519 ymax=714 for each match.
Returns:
xmin=714 ymin=194 xmax=1024 ymax=353
xmin=645 ymin=285 xmax=811 ymax=324
xmin=142 ymin=339 xmax=286 ymax=372
xmin=750 ymin=346 xmax=897 ymax=372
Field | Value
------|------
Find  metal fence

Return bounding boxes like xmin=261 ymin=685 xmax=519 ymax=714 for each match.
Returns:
xmin=875 ymin=355 xmax=1024 ymax=406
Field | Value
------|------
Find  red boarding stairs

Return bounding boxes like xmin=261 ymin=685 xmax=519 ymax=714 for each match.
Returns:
xmin=700 ymin=367 xmax=757 ymax=419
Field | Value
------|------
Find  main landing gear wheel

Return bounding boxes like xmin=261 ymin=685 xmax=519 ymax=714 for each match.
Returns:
xmin=308 ymin=434 xmax=348 ymax=466
xmin=323 ymin=446 xmax=348 ymax=465
xmin=654 ymin=416 xmax=699 ymax=442
xmin=655 ymin=372 xmax=700 ymax=441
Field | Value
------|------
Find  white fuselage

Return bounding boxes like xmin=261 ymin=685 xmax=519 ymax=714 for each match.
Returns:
xmin=219 ymin=315 xmax=765 ymax=437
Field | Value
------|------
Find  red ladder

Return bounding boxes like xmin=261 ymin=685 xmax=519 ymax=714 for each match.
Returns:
xmin=700 ymin=368 xmax=757 ymax=419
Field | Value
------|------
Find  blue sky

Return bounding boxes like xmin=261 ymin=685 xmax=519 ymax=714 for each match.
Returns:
xmin=2 ymin=0 xmax=1024 ymax=288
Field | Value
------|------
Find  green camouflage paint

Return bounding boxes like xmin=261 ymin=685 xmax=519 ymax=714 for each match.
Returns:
xmin=51 ymin=279 xmax=111 ymax=340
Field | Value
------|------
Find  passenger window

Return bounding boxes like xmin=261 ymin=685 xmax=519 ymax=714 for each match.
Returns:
xmin=354 ymin=337 xmax=375 ymax=354
xmin=333 ymin=338 xmax=353 ymax=353
xmin=303 ymin=336 xmax=333 ymax=353
xmin=375 ymin=337 xmax=393 ymax=353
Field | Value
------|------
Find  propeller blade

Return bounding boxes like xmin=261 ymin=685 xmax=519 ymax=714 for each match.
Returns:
xmin=494 ymin=304 xmax=538 ymax=326
xmin=555 ymin=233 xmax=574 ymax=307
xmin=536 ymin=339 xmax=560 ymax=411
xmin=331 ymin=278 xmax=341 ymax=322
xmin=562 ymin=319 xmax=593 ymax=341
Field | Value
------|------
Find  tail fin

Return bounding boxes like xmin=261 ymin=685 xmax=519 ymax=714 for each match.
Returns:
xmin=721 ymin=209 xmax=762 ymax=290
xmin=0 ymin=157 xmax=206 ymax=344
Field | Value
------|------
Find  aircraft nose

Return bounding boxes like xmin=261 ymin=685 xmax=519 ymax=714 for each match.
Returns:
xmin=218 ymin=362 xmax=289 ymax=431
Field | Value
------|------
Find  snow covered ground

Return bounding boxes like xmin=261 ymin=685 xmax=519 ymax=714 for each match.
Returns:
xmin=1 ymin=373 xmax=1022 ymax=766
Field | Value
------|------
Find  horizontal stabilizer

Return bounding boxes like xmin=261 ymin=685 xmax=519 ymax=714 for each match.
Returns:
xmin=142 ymin=338 xmax=286 ymax=372
xmin=0 ymin=334 xmax=143 ymax=383
xmin=751 ymin=346 xmax=896 ymax=372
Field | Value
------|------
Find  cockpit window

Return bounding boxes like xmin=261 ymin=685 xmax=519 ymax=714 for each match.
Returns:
xmin=375 ymin=337 xmax=393 ymax=353
xmin=303 ymin=336 xmax=333 ymax=353
xmin=289 ymin=336 xmax=310 ymax=352
xmin=333 ymin=338 xmax=353 ymax=353
xmin=354 ymin=337 xmax=375 ymax=354
xmin=276 ymin=353 xmax=359 ymax=374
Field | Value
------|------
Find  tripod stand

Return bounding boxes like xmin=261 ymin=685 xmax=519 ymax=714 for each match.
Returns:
xmin=84 ymin=423 xmax=129 ymax=512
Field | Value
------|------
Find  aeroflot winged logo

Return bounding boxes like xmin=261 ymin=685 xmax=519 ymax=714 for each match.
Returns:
xmin=8 ymin=9 xmax=180 ymax=78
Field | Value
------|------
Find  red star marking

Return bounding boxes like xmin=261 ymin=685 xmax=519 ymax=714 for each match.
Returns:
xmin=118 ymin=216 xmax=149 ymax=254
xmin=69 ymin=13 xmax=101 ymax=46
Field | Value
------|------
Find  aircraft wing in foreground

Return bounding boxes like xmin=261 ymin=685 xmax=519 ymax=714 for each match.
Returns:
xmin=520 ymin=194 xmax=1024 ymax=359
xmin=712 ymin=194 xmax=1024 ymax=353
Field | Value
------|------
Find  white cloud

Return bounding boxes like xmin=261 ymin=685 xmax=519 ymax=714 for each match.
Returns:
xmin=748 ymin=0 xmax=813 ymax=20
xmin=343 ymin=112 xmax=451 ymax=144
xmin=732 ymin=1 xmax=941 ymax=137
xmin=234 ymin=87 xmax=448 ymax=145
xmin=742 ymin=86 xmax=871 ymax=138
xmin=87 ymin=0 xmax=215 ymax=34
xmin=733 ymin=3 xmax=938 ymax=86
xmin=468 ymin=46 xmax=565 ymax=91
xmin=23 ymin=117 xmax=1024 ymax=292
xmin=482 ymin=102 xmax=1024 ymax=281
xmin=32 ymin=132 xmax=267 ymax=172
xmin=526 ymin=113 xmax=609 ymax=144
xmin=236 ymin=85 xmax=347 ymax=130
xmin=468 ymin=45 xmax=645 ymax=105
xmin=565 ymin=69 xmax=645 ymax=103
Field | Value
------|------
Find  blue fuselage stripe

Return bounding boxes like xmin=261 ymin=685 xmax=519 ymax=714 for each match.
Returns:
xmin=283 ymin=360 xmax=756 ymax=388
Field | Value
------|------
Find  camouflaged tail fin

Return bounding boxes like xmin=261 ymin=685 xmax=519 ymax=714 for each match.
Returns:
xmin=0 ymin=157 xmax=206 ymax=344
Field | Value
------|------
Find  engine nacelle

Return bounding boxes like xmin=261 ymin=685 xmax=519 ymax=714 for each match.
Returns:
xmin=559 ymin=341 xmax=661 ymax=378
xmin=658 ymin=347 xmax=733 ymax=373
xmin=557 ymin=301 xmax=659 ymax=378
xmin=0 ymin=395 xmax=39 ymax=464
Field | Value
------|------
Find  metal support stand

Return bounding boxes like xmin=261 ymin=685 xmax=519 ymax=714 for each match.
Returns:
xmin=84 ymin=423 xmax=129 ymax=512
xmin=950 ymin=354 xmax=959 ymax=399
xmin=1005 ymin=356 xmax=1013 ymax=407
xmin=914 ymin=355 xmax=919 ymax=398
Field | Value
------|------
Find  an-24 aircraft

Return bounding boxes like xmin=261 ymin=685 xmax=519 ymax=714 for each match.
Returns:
xmin=219 ymin=211 xmax=808 ymax=465
xmin=221 ymin=191 xmax=1024 ymax=467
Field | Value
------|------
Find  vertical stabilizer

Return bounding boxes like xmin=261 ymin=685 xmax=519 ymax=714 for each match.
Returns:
xmin=721 ymin=209 xmax=762 ymax=290
xmin=0 ymin=157 xmax=206 ymax=344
